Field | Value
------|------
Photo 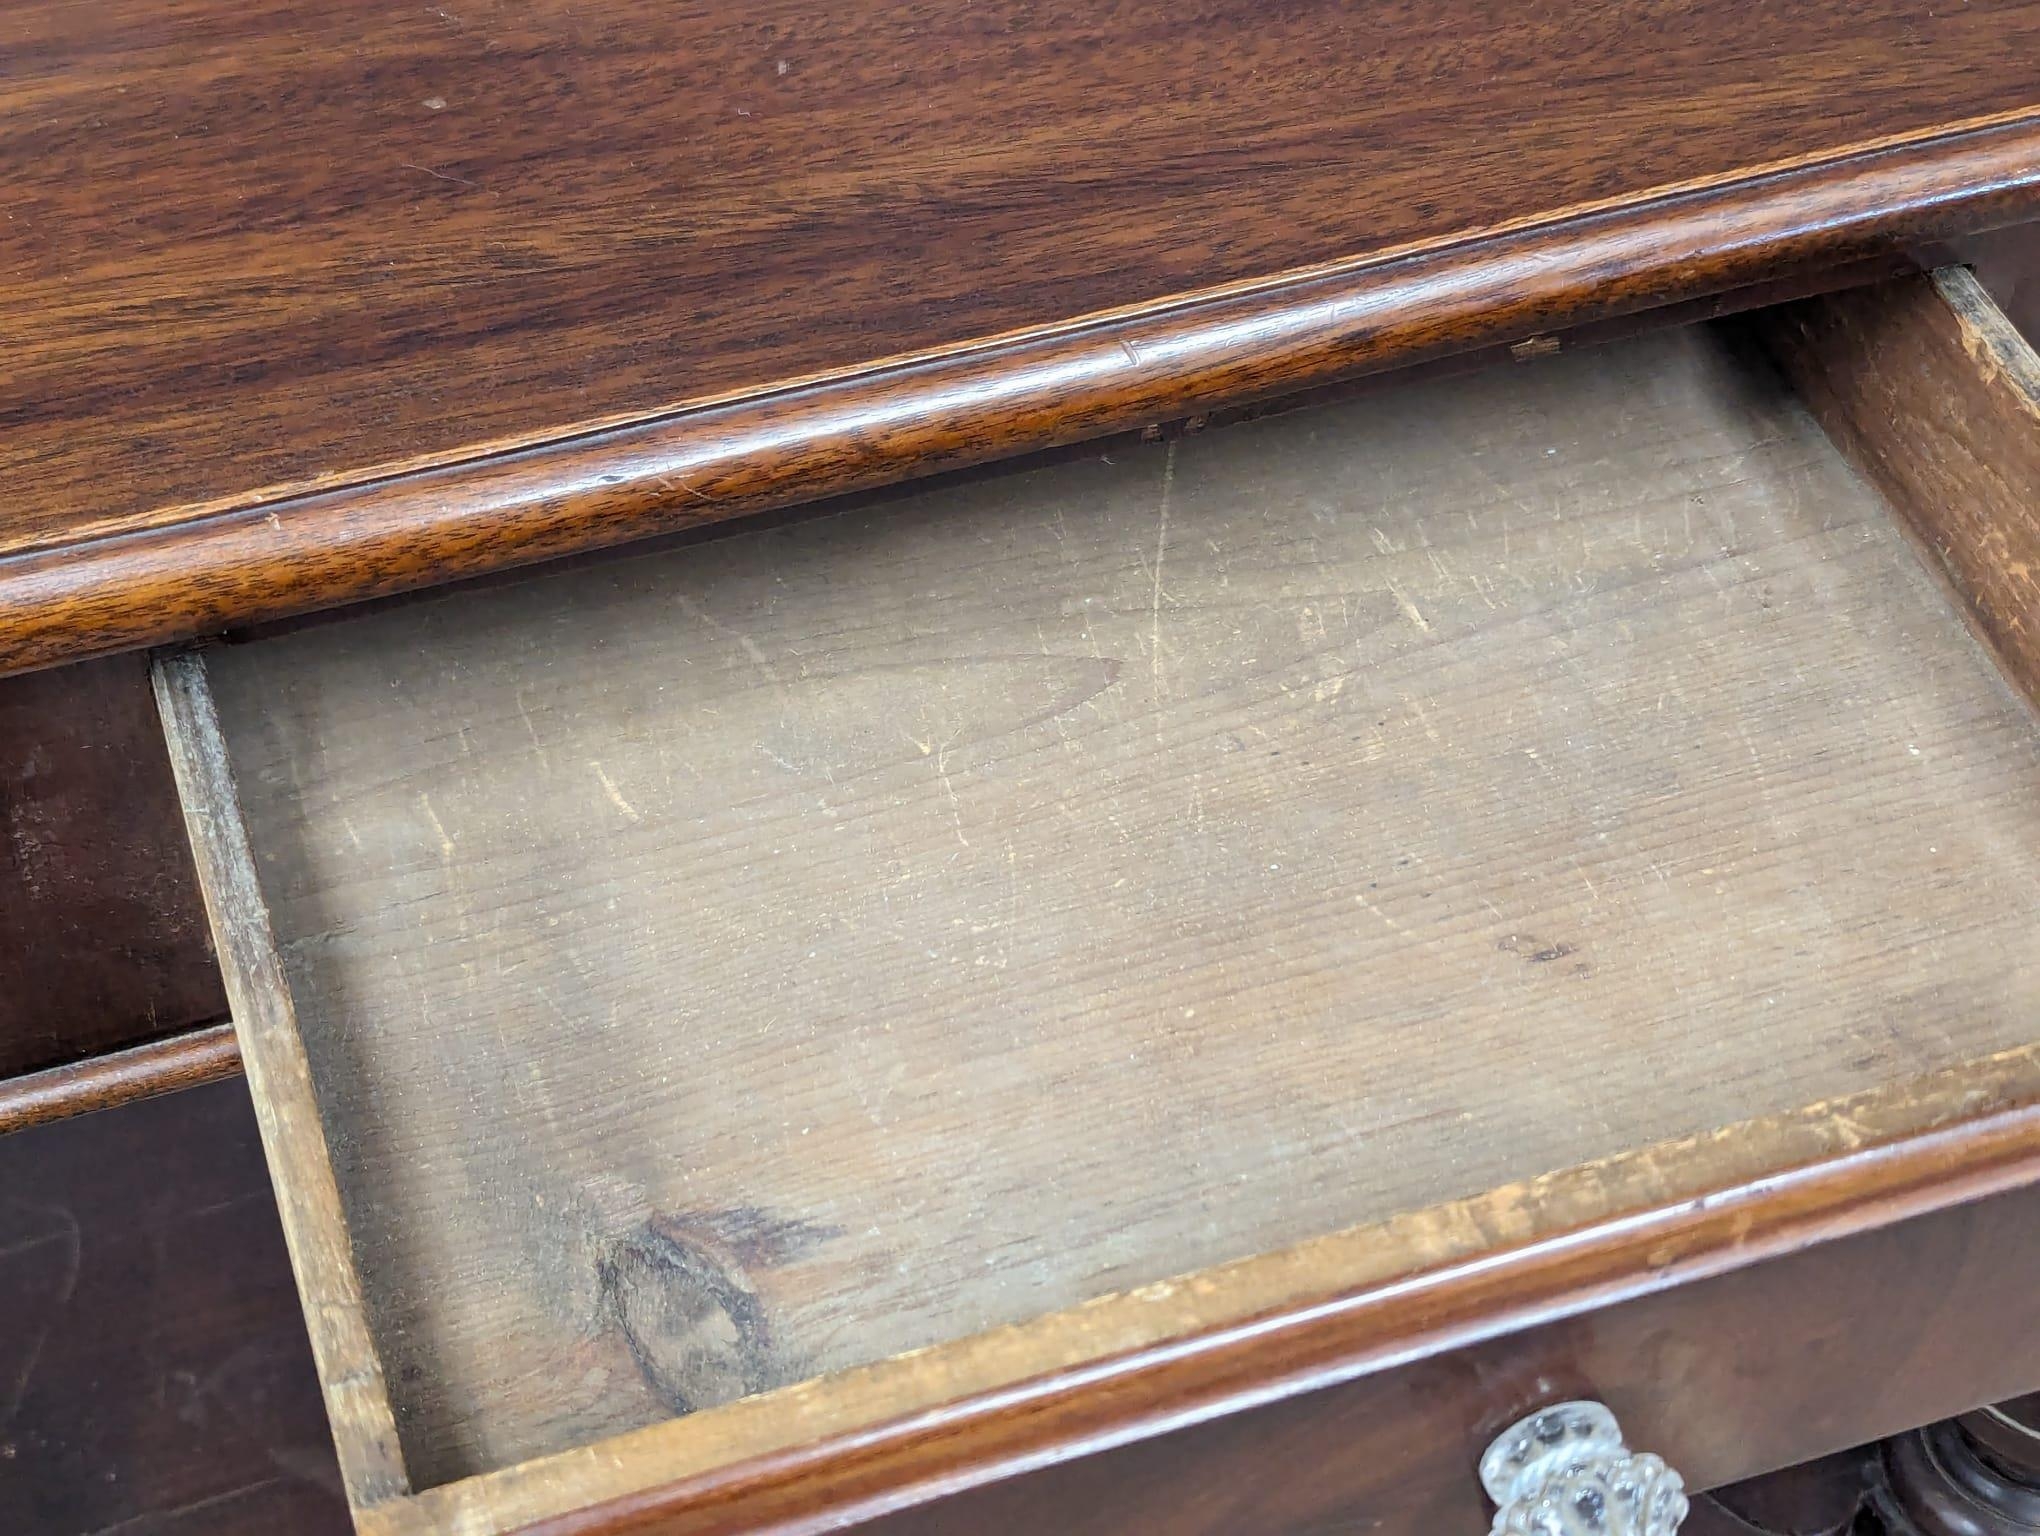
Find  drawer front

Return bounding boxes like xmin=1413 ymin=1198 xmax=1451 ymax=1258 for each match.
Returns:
xmin=858 ymin=1180 xmax=2040 ymax=1536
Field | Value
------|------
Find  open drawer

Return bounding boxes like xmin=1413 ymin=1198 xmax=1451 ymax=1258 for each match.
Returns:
xmin=154 ymin=269 xmax=2040 ymax=1536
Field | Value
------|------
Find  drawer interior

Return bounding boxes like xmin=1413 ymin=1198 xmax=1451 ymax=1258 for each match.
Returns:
xmin=160 ymin=285 xmax=2040 ymax=1525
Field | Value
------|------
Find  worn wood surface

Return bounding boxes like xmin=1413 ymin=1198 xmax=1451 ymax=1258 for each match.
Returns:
xmin=0 ymin=653 xmax=227 ymax=1077
xmin=192 ymin=321 xmax=2040 ymax=1499
xmin=0 ymin=1077 xmax=350 ymax=1536
xmin=830 ymin=1167 xmax=2040 ymax=1536
xmin=0 ymin=1022 xmax=240 ymax=1136
xmin=1962 ymin=221 xmax=2040 ymax=347
xmin=372 ymin=1054 xmax=2040 ymax=1536
xmin=154 ymin=653 xmax=412 ymax=1506
xmin=1761 ymin=268 xmax=2040 ymax=711
xmin=5 ymin=3 xmax=2040 ymax=673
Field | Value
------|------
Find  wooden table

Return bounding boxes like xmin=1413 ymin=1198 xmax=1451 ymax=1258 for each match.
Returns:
xmin=5 ymin=7 xmax=2040 ymax=1536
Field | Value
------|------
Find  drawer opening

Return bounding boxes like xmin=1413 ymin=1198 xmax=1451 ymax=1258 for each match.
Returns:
xmin=155 ymin=271 xmax=2040 ymax=1532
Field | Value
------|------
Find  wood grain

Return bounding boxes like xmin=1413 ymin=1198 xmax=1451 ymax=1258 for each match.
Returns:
xmin=0 ymin=652 xmax=227 ymax=1076
xmin=5 ymin=1 xmax=2040 ymax=674
xmin=0 ymin=1022 xmax=240 ymax=1136
xmin=376 ymin=1054 xmax=2040 ymax=1536
xmin=1961 ymin=221 xmax=2040 ymax=347
xmin=0 ymin=1077 xmax=349 ymax=1536
xmin=153 ymin=652 xmax=411 ymax=1507
xmin=187 ymin=321 xmax=2040 ymax=1506
xmin=833 ymin=1166 xmax=2040 ymax=1536
xmin=1760 ymin=267 xmax=2040 ymax=710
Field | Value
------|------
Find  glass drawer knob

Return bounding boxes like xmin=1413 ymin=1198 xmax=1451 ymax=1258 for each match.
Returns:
xmin=1480 ymin=1401 xmax=1689 ymax=1535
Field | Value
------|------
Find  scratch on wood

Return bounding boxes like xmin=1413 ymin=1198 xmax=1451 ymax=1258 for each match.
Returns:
xmin=676 ymin=594 xmax=783 ymax=688
xmin=1384 ymin=578 xmax=1432 ymax=633
xmin=0 ymin=1200 xmax=80 ymax=1428
xmin=1352 ymin=890 xmax=1405 ymax=934
xmin=79 ymin=1475 xmax=288 ymax=1535
xmin=590 ymin=761 xmax=641 ymax=822
xmin=934 ymin=741 xmax=969 ymax=848
xmin=514 ymin=688 xmax=551 ymax=768
xmin=398 ymin=161 xmax=478 ymax=188
xmin=416 ymin=793 xmax=455 ymax=859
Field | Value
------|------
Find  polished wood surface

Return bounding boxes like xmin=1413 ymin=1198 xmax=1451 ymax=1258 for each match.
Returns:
xmin=1761 ymin=268 xmax=2040 ymax=712
xmin=1702 ymin=1451 xmax=1872 ymax=1536
xmin=0 ymin=1078 xmax=349 ymax=1536
xmin=833 ymin=1178 xmax=2040 ymax=1536
xmin=1875 ymin=1413 xmax=2040 ymax=1534
xmin=6 ymin=4 xmax=2040 ymax=673
xmin=0 ymin=1023 xmax=240 ymax=1137
xmin=1960 ymin=1394 xmax=2040 ymax=1479
xmin=0 ymin=653 xmax=226 ymax=1078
